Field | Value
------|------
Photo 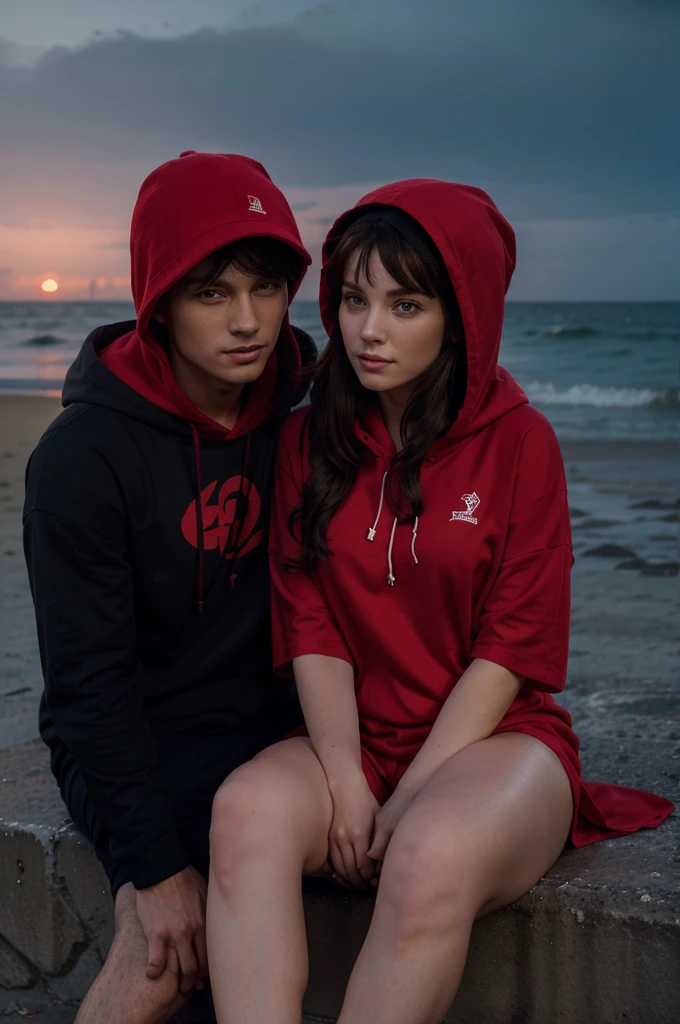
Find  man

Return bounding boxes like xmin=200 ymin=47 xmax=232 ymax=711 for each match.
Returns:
xmin=23 ymin=151 xmax=314 ymax=1023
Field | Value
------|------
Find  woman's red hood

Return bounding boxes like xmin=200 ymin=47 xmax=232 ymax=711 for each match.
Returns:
xmin=101 ymin=151 xmax=312 ymax=439
xmin=320 ymin=179 xmax=527 ymax=443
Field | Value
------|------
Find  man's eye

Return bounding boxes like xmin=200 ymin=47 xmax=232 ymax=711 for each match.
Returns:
xmin=199 ymin=289 xmax=221 ymax=300
xmin=257 ymin=281 xmax=282 ymax=292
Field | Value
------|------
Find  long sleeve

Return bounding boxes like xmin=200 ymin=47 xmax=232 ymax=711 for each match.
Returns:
xmin=269 ymin=415 xmax=353 ymax=676
xmin=24 ymin=426 xmax=189 ymax=888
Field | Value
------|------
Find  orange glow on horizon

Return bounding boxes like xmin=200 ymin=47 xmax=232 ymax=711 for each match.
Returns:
xmin=41 ymin=278 xmax=59 ymax=293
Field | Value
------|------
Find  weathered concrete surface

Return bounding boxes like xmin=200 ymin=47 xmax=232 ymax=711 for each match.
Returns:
xmin=0 ymin=733 xmax=677 ymax=1021
xmin=0 ymin=741 xmax=111 ymax=1019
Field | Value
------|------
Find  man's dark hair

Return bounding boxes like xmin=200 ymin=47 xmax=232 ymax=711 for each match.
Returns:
xmin=195 ymin=236 xmax=305 ymax=292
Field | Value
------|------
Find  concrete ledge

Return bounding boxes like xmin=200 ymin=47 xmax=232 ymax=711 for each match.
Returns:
xmin=303 ymin=826 xmax=680 ymax=1024
xmin=1 ymin=737 xmax=678 ymax=1023
xmin=0 ymin=741 xmax=112 ymax=1017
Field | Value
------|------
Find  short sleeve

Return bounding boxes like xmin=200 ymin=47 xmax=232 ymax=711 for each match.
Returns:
xmin=269 ymin=415 xmax=354 ymax=676
xmin=471 ymin=417 xmax=573 ymax=692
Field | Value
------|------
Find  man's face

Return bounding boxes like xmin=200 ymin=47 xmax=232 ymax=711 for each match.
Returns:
xmin=155 ymin=257 xmax=289 ymax=388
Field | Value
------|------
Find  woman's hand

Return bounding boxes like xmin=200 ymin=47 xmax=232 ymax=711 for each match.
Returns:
xmin=366 ymin=786 xmax=418 ymax=887
xmin=327 ymin=772 xmax=380 ymax=889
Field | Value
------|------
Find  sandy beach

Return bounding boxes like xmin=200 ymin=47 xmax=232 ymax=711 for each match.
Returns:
xmin=1 ymin=394 xmax=678 ymax=780
xmin=1 ymin=396 xmax=62 ymax=751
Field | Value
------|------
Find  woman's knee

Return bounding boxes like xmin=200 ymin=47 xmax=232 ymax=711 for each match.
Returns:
xmin=210 ymin=757 xmax=319 ymax=885
xmin=378 ymin=817 xmax=483 ymax=939
xmin=211 ymin=762 xmax=284 ymax=857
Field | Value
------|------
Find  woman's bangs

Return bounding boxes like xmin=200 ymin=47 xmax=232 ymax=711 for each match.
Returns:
xmin=346 ymin=227 xmax=436 ymax=300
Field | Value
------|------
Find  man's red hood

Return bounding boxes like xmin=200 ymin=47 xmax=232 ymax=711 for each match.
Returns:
xmin=320 ymin=179 xmax=527 ymax=445
xmin=100 ymin=151 xmax=311 ymax=439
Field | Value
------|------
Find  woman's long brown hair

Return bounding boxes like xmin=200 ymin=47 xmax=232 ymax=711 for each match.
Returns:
xmin=294 ymin=207 xmax=467 ymax=570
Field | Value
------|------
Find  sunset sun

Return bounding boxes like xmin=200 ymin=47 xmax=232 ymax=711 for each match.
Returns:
xmin=41 ymin=278 xmax=59 ymax=293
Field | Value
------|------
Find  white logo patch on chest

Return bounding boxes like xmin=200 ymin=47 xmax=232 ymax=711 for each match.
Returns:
xmin=450 ymin=492 xmax=480 ymax=525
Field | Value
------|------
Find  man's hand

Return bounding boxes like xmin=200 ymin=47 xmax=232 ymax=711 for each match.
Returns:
xmin=136 ymin=865 xmax=208 ymax=994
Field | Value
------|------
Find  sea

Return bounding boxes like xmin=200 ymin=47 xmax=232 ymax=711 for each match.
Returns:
xmin=0 ymin=300 xmax=678 ymax=442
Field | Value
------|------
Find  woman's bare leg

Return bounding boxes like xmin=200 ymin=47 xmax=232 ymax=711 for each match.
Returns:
xmin=337 ymin=732 xmax=573 ymax=1024
xmin=206 ymin=737 xmax=334 ymax=1024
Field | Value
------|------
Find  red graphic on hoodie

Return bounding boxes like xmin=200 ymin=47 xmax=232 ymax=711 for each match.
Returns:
xmin=181 ymin=477 xmax=263 ymax=559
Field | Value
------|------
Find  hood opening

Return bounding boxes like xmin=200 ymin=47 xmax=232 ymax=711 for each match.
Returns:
xmin=98 ymin=152 xmax=311 ymax=441
xmin=310 ymin=178 xmax=529 ymax=581
xmin=320 ymin=179 xmax=526 ymax=445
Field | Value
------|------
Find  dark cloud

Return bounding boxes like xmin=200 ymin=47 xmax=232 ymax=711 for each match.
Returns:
xmin=0 ymin=2 xmax=678 ymax=298
xmin=0 ymin=0 xmax=677 ymax=225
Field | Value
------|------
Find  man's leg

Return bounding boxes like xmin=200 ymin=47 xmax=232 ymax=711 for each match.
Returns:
xmin=75 ymin=883 xmax=187 ymax=1024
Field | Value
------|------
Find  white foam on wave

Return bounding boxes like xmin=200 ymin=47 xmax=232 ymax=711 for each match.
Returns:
xmin=524 ymin=381 xmax=675 ymax=409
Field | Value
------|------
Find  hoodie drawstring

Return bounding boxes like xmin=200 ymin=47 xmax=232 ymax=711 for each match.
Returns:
xmin=190 ymin=424 xmax=205 ymax=614
xmin=226 ymin=421 xmax=252 ymax=589
xmin=366 ymin=471 xmax=388 ymax=542
xmin=366 ymin=470 xmax=419 ymax=586
xmin=387 ymin=517 xmax=398 ymax=587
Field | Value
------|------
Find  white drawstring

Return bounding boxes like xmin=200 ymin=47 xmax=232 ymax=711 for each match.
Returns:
xmin=387 ymin=517 xmax=398 ymax=586
xmin=366 ymin=470 xmax=388 ymax=542
xmin=366 ymin=471 xmax=419 ymax=585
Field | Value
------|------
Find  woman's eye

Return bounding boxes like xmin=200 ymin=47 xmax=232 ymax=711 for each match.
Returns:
xmin=344 ymin=294 xmax=364 ymax=307
xmin=397 ymin=301 xmax=419 ymax=314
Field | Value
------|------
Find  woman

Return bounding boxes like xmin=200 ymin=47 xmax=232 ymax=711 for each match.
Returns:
xmin=206 ymin=180 xmax=673 ymax=1024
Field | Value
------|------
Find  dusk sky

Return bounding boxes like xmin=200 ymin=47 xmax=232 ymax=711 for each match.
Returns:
xmin=0 ymin=0 xmax=677 ymax=301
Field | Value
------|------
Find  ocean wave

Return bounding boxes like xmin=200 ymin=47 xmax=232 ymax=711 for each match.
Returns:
xmin=525 ymin=381 xmax=678 ymax=409
xmin=624 ymin=330 xmax=680 ymax=342
xmin=548 ymin=326 xmax=600 ymax=339
xmin=20 ymin=334 xmax=67 ymax=347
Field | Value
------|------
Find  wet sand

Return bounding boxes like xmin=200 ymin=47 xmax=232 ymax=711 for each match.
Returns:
xmin=1 ymin=396 xmax=62 ymax=749
xmin=0 ymin=394 xmax=678 ymax=760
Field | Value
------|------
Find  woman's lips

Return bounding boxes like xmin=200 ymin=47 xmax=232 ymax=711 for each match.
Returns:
xmin=358 ymin=354 xmax=393 ymax=371
xmin=224 ymin=346 xmax=265 ymax=364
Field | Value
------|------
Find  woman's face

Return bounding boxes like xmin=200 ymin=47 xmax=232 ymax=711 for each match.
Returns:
xmin=339 ymin=249 xmax=447 ymax=397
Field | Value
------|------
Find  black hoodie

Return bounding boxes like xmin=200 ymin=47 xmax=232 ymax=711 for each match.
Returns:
xmin=23 ymin=152 xmax=314 ymax=889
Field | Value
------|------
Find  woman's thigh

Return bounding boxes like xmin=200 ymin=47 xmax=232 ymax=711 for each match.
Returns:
xmin=385 ymin=732 xmax=573 ymax=916
xmin=211 ymin=736 xmax=335 ymax=876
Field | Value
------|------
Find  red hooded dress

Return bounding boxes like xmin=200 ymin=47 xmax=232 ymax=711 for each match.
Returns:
xmin=269 ymin=179 xmax=674 ymax=845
